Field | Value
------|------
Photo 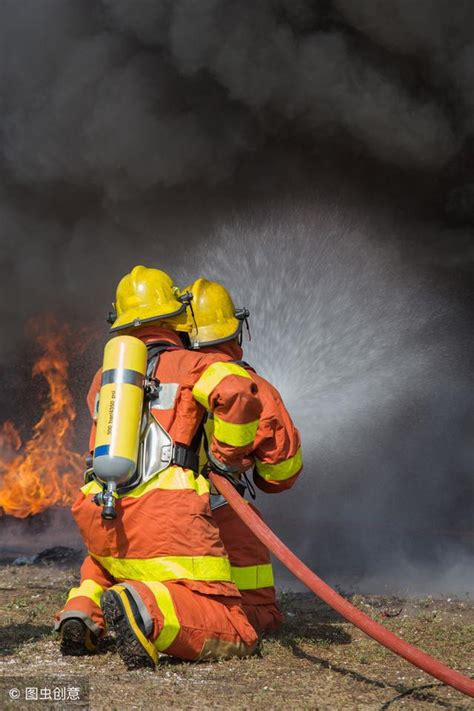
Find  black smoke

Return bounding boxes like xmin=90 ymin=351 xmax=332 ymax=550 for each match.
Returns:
xmin=2 ymin=2 xmax=474 ymax=190
xmin=0 ymin=1 xmax=473 ymax=592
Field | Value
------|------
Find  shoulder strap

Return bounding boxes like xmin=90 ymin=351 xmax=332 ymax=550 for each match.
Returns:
xmin=146 ymin=341 xmax=182 ymax=377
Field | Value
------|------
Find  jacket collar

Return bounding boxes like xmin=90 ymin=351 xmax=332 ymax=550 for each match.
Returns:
xmin=199 ymin=340 xmax=243 ymax=360
xmin=128 ymin=325 xmax=183 ymax=348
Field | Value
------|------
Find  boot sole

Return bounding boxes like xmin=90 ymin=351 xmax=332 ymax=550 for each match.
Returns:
xmin=60 ymin=619 xmax=92 ymax=656
xmin=102 ymin=588 xmax=157 ymax=670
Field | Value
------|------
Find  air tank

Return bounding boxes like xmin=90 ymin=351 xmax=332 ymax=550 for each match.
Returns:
xmin=93 ymin=335 xmax=147 ymax=489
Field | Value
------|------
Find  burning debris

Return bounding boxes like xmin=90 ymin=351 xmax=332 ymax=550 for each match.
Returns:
xmin=0 ymin=324 xmax=83 ymax=518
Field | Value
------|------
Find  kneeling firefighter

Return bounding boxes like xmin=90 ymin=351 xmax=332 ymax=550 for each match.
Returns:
xmin=55 ymin=265 xmax=263 ymax=669
xmin=183 ymin=278 xmax=303 ymax=634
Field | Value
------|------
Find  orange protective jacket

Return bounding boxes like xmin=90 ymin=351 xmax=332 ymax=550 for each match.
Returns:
xmin=87 ymin=327 xmax=262 ymax=469
xmin=200 ymin=341 xmax=302 ymax=633
xmin=200 ymin=341 xmax=302 ymax=492
xmin=73 ymin=327 xmax=263 ymax=603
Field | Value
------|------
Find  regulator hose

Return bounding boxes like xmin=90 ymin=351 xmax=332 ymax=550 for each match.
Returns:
xmin=209 ymin=472 xmax=474 ymax=698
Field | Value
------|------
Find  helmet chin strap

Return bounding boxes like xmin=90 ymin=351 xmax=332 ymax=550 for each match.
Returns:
xmin=235 ymin=308 xmax=251 ymax=344
xmin=178 ymin=290 xmax=199 ymax=335
xmin=106 ymin=303 xmax=117 ymax=324
xmin=245 ymin=318 xmax=251 ymax=341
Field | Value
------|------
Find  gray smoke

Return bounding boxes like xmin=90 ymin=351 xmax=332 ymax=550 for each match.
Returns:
xmin=0 ymin=1 xmax=473 ymax=592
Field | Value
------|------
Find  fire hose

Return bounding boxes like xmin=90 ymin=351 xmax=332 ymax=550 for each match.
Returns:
xmin=209 ymin=472 xmax=474 ymax=698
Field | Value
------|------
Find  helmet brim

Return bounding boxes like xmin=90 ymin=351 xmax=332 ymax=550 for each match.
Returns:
xmin=110 ymin=302 xmax=186 ymax=332
xmin=190 ymin=317 xmax=243 ymax=348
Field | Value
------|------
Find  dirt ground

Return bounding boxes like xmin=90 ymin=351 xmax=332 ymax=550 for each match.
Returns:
xmin=0 ymin=561 xmax=473 ymax=711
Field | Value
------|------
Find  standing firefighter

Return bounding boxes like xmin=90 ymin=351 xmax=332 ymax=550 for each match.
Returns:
xmin=184 ymin=278 xmax=303 ymax=634
xmin=55 ymin=266 xmax=262 ymax=669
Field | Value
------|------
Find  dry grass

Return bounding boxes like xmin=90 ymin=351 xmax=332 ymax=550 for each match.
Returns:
xmin=0 ymin=563 xmax=473 ymax=710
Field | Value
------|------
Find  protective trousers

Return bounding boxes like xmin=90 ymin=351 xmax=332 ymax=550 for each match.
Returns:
xmin=56 ymin=556 xmax=257 ymax=661
xmin=213 ymin=502 xmax=283 ymax=634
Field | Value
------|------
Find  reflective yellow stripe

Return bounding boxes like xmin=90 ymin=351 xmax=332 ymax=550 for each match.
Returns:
xmin=122 ymin=476 xmax=163 ymax=499
xmin=81 ymin=480 xmax=102 ymax=496
xmin=255 ymin=448 xmax=303 ymax=482
xmin=66 ymin=579 xmax=104 ymax=607
xmin=126 ymin=467 xmax=209 ymax=498
xmin=143 ymin=581 xmax=181 ymax=651
xmin=91 ymin=554 xmax=231 ymax=583
xmin=230 ymin=564 xmax=274 ymax=591
xmin=192 ymin=362 xmax=253 ymax=410
xmin=213 ymin=415 xmax=259 ymax=447
xmin=81 ymin=467 xmax=209 ymax=499
xmin=157 ymin=468 xmax=209 ymax=496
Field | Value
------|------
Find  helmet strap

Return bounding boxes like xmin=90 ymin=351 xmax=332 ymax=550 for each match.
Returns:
xmin=178 ymin=291 xmax=199 ymax=335
xmin=244 ymin=315 xmax=251 ymax=342
xmin=235 ymin=308 xmax=251 ymax=344
xmin=188 ymin=300 xmax=199 ymax=335
xmin=106 ymin=303 xmax=117 ymax=325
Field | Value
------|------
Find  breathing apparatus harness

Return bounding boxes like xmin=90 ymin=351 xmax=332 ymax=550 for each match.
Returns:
xmin=89 ymin=297 xmax=252 ymax=519
xmin=143 ymin=339 xmax=200 ymax=473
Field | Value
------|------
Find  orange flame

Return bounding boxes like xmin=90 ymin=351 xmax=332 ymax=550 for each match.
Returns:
xmin=0 ymin=326 xmax=84 ymax=517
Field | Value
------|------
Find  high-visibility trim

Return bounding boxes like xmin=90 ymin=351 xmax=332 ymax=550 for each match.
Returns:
xmin=126 ymin=467 xmax=209 ymax=498
xmin=255 ymin=448 xmax=303 ymax=482
xmin=81 ymin=467 xmax=209 ymax=499
xmin=81 ymin=480 xmax=102 ymax=496
xmin=143 ymin=581 xmax=181 ymax=651
xmin=192 ymin=362 xmax=253 ymax=410
xmin=213 ymin=415 xmax=259 ymax=447
xmin=66 ymin=579 xmax=104 ymax=608
xmin=91 ymin=553 xmax=232 ymax=583
xmin=230 ymin=564 xmax=274 ymax=591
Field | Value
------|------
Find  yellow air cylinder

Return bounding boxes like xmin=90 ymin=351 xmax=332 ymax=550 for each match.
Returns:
xmin=93 ymin=335 xmax=148 ymax=486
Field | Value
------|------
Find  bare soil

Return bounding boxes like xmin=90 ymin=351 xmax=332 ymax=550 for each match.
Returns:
xmin=0 ymin=562 xmax=473 ymax=710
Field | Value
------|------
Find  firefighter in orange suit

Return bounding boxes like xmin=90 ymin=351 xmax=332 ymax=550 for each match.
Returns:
xmin=55 ymin=266 xmax=261 ymax=669
xmin=184 ymin=278 xmax=303 ymax=635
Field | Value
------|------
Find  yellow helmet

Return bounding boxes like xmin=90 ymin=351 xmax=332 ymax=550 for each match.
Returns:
xmin=109 ymin=265 xmax=190 ymax=332
xmin=184 ymin=278 xmax=249 ymax=348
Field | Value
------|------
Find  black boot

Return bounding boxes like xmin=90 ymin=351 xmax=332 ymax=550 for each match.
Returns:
xmin=60 ymin=618 xmax=98 ymax=656
xmin=102 ymin=586 xmax=157 ymax=670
